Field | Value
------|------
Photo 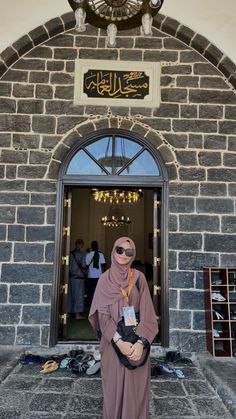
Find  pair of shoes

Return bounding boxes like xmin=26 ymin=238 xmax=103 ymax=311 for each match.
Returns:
xmin=212 ymin=292 xmax=226 ymax=302
xmin=20 ymin=354 xmax=45 ymax=365
xmin=59 ymin=357 xmax=72 ymax=369
xmin=40 ymin=360 xmax=59 ymax=374
xmin=86 ymin=361 xmax=101 ymax=375
xmin=213 ymin=309 xmax=224 ymax=320
xmin=173 ymin=369 xmax=185 ymax=379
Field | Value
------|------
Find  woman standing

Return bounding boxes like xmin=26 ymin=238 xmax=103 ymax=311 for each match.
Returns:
xmin=86 ymin=240 xmax=106 ymax=306
xmin=89 ymin=237 xmax=158 ymax=419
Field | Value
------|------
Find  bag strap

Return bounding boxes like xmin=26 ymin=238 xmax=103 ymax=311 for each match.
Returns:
xmin=71 ymin=252 xmax=87 ymax=276
xmin=111 ymin=340 xmax=150 ymax=370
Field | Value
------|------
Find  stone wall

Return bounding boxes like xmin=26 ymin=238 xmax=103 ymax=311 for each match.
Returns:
xmin=0 ymin=12 xmax=235 ymax=350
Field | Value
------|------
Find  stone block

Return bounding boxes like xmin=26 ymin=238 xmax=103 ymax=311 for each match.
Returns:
xmin=208 ymin=168 xmax=236 ymax=182
xmin=29 ymin=393 xmax=69 ymax=412
xmin=192 ymin=398 xmax=229 ymax=418
xmin=169 ymin=196 xmax=194 ymax=213
xmin=0 ymin=327 xmax=15 ymax=344
xmin=169 ymin=182 xmax=199 ymax=196
xmin=180 ymin=290 xmax=204 ymax=310
xmin=32 ymin=115 xmax=56 ymax=134
xmin=85 ymin=106 xmax=108 ymax=117
xmin=13 ymin=83 xmax=34 ymax=97
xmin=14 ymin=243 xmax=44 ymax=262
xmin=29 ymin=71 xmax=49 ymax=84
xmin=204 ymin=44 xmax=223 ymax=66
xmin=169 ymin=250 xmax=177 ymax=270
xmin=221 ymin=216 xmax=236 ymax=233
xmin=0 ymin=192 xmax=29 ymax=205
xmin=1 ymin=46 xmax=18 ymax=66
xmin=198 ymin=151 xmax=222 ymax=166
xmin=200 ymin=76 xmax=229 ymax=90
xmin=177 ymin=76 xmax=199 ymax=88
xmin=41 ymin=325 xmax=50 ymax=346
xmin=0 ymin=305 xmax=21 ymax=324
xmin=47 ymin=60 xmax=64 ymax=71
xmin=0 ymin=98 xmax=16 ymax=113
xmin=158 ymin=144 xmax=174 ymax=163
xmin=0 ymin=133 xmax=11 ymax=147
xmin=0 ymin=225 xmax=6 ymax=240
xmin=170 ymin=330 xmax=207 ymax=352
xmin=79 ymin=48 xmax=118 ymax=60
xmin=13 ymin=134 xmax=40 ymax=149
xmin=169 ymin=289 xmax=178 ymax=309
xmin=220 ymin=253 xmax=236 ymax=267
xmin=144 ymin=50 xmax=178 ymax=62
xmin=0 ymin=61 xmax=7 ymax=77
xmin=26 ymin=226 xmax=55 ymax=241
xmin=31 ymin=193 xmax=56 ymax=206
xmin=26 ymin=180 xmax=56 ymax=193
xmin=141 ymin=118 xmax=171 ymax=132
xmin=160 ymin=75 xmax=174 ymax=87
xmin=179 ymin=167 xmax=206 ymax=181
xmin=193 ymin=311 xmax=206 ymax=330
xmin=42 ymin=135 xmax=61 ymax=149
xmin=205 ymin=234 xmax=236 ymax=253
xmin=177 ymin=25 xmax=195 ymax=45
xmin=55 ymin=85 xmax=74 ymax=100
xmin=7 ymin=225 xmax=25 ymax=241
xmin=179 ymin=251 xmax=219 ymax=270
xmin=16 ymin=326 xmax=40 ymax=345
xmin=26 ymin=46 xmax=52 ymax=59
xmin=189 ymin=134 xmax=203 ymax=149
xmin=189 ymin=89 xmax=236 ymax=104
xmin=0 ymin=115 xmax=30 ymax=132
xmin=154 ymin=103 xmax=179 ymax=118
xmin=219 ymin=121 xmax=236 ymax=135
xmin=45 ymin=17 xmax=64 ymax=37
xmin=9 ymin=284 xmax=40 ymax=304
xmin=61 ymin=11 xmax=75 ymax=30
xmin=169 ymin=233 xmax=202 ymax=250
xmin=169 ymin=214 xmax=178 ymax=231
xmin=0 ymin=284 xmax=7 ymax=303
xmin=1 ymin=263 xmax=53 ymax=284
xmin=0 ymin=207 xmax=15 ymax=223
xmin=47 ymin=160 xmax=61 ymax=179
xmin=57 ymin=116 xmax=86 ymax=134
xmin=179 ymin=214 xmax=220 ymax=232
xmin=46 ymin=100 xmax=84 ymax=115
xmin=47 ymin=207 xmax=56 ymax=224
xmin=42 ymin=285 xmax=52 ymax=303
xmin=169 ymin=271 xmax=195 ymax=288
xmin=18 ymin=165 xmax=47 ymax=179
xmin=194 ymin=62 xmax=220 ymax=76
xmin=175 ymin=150 xmax=197 ymax=166
xmin=199 ymin=104 xmax=223 ymax=119
xmin=13 ymin=35 xmax=33 ymax=56
xmin=0 ymin=82 xmax=12 ymax=97
xmin=17 ymin=100 xmax=44 ymax=114
xmin=50 ymin=73 xmax=73 ymax=84
xmin=45 ymin=243 xmax=54 ymax=262
xmin=229 ymin=183 xmax=236 ymax=196
xmin=6 ymin=165 xmax=17 ymax=179
xmin=197 ymin=198 xmax=234 ymax=214
xmin=170 ymin=310 xmax=191 ymax=329
xmin=120 ymin=50 xmax=142 ymax=61
xmin=66 ymin=61 xmax=75 ymax=72
xmin=173 ymin=119 xmax=217 ymax=133
xmin=29 ymin=25 xmax=49 ymax=46
xmin=162 ymin=88 xmax=187 ymax=103
xmin=1 ymin=150 xmax=28 ymax=164
xmin=35 ymin=84 xmax=53 ymax=99
xmin=164 ymin=133 xmax=188 ymax=148
xmin=54 ymin=48 xmax=77 ymax=60
xmin=204 ymin=134 xmax=226 ymax=149
xmin=46 ymin=34 xmax=74 ymax=47
xmin=22 ymin=305 xmax=50 ymax=324
xmin=161 ymin=16 xmax=179 ymax=36
xmin=191 ymin=34 xmax=210 ymax=54
xmin=226 ymin=106 xmax=236 ymax=120
xmin=166 ymin=162 xmax=178 ymax=180
xmin=180 ymin=50 xmax=205 ymax=63
xmin=14 ymin=58 xmax=45 ymax=71
xmin=2 ymin=69 xmax=28 ymax=82
xmin=180 ymin=104 xmax=198 ymax=118
xmin=135 ymin=37 xmax=162 ymax=49
xmin=200 ymin=183 xmax=226 ymax=196
xmin=29 ymin=151 xmax=51 ymax=165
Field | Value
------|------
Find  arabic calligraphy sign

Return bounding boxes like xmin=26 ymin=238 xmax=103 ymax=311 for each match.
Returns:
xmin=74 ymin=60 xmax=160 ymax=108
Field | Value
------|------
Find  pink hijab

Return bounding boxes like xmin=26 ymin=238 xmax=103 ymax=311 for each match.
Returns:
xmin=89 ymin=237 xmax=139 ymax=327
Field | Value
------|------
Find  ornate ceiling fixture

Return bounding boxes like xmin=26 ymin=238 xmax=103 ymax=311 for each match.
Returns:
xmin=92 ymin=188 xmax=143 ymax=204
xmin=68 ymin=0 xmax=164 ymax=45
xmin=101 ymin=204 xmax=131 ymax=227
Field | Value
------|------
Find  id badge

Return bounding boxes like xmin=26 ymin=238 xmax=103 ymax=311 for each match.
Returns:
xmin=123 ymin=306 xmax=137 ymax=326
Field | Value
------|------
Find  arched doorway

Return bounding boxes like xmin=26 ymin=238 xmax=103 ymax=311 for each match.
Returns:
xmin=50 ymin=128 xmax=169 ymax=347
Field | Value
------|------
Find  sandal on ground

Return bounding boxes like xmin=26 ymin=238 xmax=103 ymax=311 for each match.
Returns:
xmin=93 ymin=351 xmax=101 ymax=361
xmin=60 ymin=357 xmax=72 ymax=369
xmin=20 ymin=354 xmax=45 ymax=365
xmin=40 ymin=360 xmax=59 ymax=374
xmin=86 ymin=361 xmax=101 ymax=375
xmin=68 ymin=349 xmax=84 ymax=359
xmin=173 ymin=369 xmax=185 ymax=379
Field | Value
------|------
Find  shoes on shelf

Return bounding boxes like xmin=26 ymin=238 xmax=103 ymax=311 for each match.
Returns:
xmin=213 ymin=309 xmax=224 ymax=320
xmin=212 ymin=292 xmax=226 ymax=302
xmin=213 ymin=329 xmax=222 ymax=338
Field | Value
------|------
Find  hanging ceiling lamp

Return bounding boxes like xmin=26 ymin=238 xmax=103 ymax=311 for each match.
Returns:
xmin=102 ymin=204 xmax=131 ymax=227
xmin=68 ymin=0 xmax=164 ymax=44
xmin=92 ymin=188 xmax=143 ymax=204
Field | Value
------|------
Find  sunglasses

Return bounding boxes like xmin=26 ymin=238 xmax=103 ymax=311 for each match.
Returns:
xmin=115 ymin=246 xmax=134 ymax=257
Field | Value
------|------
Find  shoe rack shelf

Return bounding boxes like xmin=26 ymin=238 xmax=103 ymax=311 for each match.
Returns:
xmin=204 ymin=268 xmax=236 ymax=357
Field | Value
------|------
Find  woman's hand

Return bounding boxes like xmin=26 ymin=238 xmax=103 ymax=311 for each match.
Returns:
xmin=116 ymin=340 xmax=133 ymax=356
xmin=127 ymin=342 xmax=143 ymax=361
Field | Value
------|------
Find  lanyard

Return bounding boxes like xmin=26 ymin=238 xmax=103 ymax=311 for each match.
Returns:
xmin=120 ymin=270 xmax=133 ymax=303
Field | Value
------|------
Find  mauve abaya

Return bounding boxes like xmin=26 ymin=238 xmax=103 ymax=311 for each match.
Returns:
xmin=89 ymin=237 xmax=158 ymax=419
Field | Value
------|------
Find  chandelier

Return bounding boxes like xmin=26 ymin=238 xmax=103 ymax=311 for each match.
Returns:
xmin=68 ymin=0 xmax=164 ymax=45
xmin=102 ymin=204 xmax=131 ymax=227
xmin=92 ymin=188 xmax=143 ymax=204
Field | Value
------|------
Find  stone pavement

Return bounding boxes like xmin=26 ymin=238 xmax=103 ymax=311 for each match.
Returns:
xmin=0 ymin=349 xmax=235 ymax=419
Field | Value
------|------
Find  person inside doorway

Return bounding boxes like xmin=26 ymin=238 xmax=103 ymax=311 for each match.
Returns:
xmin=67 ymin=238 xmax=86 ymax=319
xmin=86 ymin=240 xmax=106 ymax=306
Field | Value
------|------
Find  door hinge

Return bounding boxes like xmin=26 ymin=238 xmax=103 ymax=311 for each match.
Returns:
xmin=153 ymin=285 xmax=161 ymax=296
xmin=60 ymin=313 xmax=67 ymax=325
xmin=62 ymin=283 xmax=68 ymax=295
xmin=153 ymin=257 xmax=161 ymax=267
xmin=154 ymin=200 xmax=160 ymax=208
xmin=64 ymin=198 xmax=71 ymax=208
xmin=154 ymin=228 xmax=160 ymax=237
xmin=63 ymin=226 xmax=70 ymax=236
xmin=62 ymin=255 xmax=69 ymax=266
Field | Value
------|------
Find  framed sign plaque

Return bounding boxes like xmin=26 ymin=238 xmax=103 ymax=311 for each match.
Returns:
xmin=74 ymin=59 xmax=161 ymax=108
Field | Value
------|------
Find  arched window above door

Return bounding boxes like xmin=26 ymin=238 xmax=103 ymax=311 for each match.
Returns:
xmin=66 ymin=134 xmax=160 ymax=176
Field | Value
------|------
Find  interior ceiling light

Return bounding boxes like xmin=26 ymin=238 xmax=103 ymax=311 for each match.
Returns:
xmin=101 ymin=204 xmax=131 ymax=227
xmin=92 ymin=188 xmax=143 ymax=204
xmin=68 ymin=0 xmax=164 ymax=43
